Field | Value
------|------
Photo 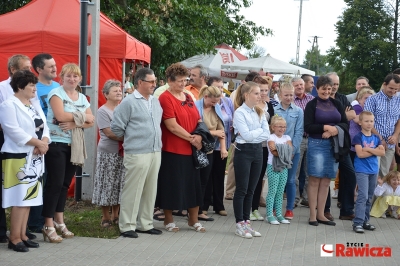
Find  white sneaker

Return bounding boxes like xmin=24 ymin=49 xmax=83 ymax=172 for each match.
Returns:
xmin=266 ymin=216 xmax=280 ymax=225
xmin=249 ymin=212 xmax=257 ymax=221
xmin=252 ymin=210 xmax=264 ymax=221
xmin=245 ymin=220 xmax=261 ymax=237
xmin=332 ymin=189 xmax=339 ymax=199
xmin=381 ymin=213 xmax=386 ymax=219
xmin=235 ymin=221 xmax=252 ymax=238
xmin=277 ymin=216 xmax=290 ymax=224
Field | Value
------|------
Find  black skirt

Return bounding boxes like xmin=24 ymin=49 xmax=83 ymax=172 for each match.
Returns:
xmin=157 ymin=151 xmax=202 ymax=210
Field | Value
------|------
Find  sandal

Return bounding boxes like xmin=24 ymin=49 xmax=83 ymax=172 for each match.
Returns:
xmin=362 ymin=222 xmax=376 ymax=231
xmin=112 ymin=217 xmax=119 ymax=225
xmin=172 ymin=210 xmax=187 ymax=217
xmin=42 ymin=226 xmax=63 ymax=243
xmin=101 ymin=220 xmax=112 ymax=228
xmin=189 ymin=222 xmax=206 ymax=232
xmin=153 ymin=212 xmax=165 ymax=221
xmin=165 ymin=223 xmax=179 ymax=232
xmin=54 ymin=221 xmax=74 ymax=238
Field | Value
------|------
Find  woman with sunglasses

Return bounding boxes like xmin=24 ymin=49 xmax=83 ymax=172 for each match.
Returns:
xmin=157 ymin=63 xmax=206 ymax=233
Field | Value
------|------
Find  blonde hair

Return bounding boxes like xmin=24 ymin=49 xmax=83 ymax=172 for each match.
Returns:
xmin=234 ymin=81 xmax=263 ymax=119
xmin=383 ymin=171 xmax=400 ymax=184
xmin=358 ymin=111 xmax=374 ymax=121
xmin=60 ymin=63 xmax=82 ymax=92
xmin=279 ymin=82 xmax=294 ymax=95
xmin=356 ymin=86 xmax=375 ymax=101
xmin=271 ymin=115 xmax=286 ymax=127
xmin=199 ymin=85 xmax=221 ymax=99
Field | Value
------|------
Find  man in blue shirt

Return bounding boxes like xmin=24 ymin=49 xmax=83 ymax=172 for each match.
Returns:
xmin=364 ymin=73 xmax=400 ymax=179
xmin=28 ymin=53 xmax=60 ymax=233
xmin=32 ymin=53 xmax=60 ymax=116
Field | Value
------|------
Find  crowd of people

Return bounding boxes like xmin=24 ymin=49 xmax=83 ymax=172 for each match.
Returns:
xmin=1 ymin=54 xmax=400 ymax=252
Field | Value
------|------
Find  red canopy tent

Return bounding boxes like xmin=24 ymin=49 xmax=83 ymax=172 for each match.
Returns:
xmin=0 ymin=0 xmax=151 ymax=106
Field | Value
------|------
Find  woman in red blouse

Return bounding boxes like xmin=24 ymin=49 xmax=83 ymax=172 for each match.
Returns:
xmin=157 ymin=63 xmax=206 ymax=232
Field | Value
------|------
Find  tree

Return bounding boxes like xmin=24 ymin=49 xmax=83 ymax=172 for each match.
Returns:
xmin=0 ymin=0 xmax=272 ymax=78
xmin=0 ymin=0 xmax=30 ymax=15
xmin=101 ymin=0 xmax=272 ymax=77
xmin=326 ymin=0 xmax=395 ymax=92
xmin=302 ymin=47 xmax=331 ymax=75
xmin=245 ymin=45 xmax=266 ymax=59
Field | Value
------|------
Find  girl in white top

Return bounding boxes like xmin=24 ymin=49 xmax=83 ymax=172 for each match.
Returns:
xmin=266 ymin=116 xmax=292 ymax=225
xmin=370 ymin=171 xmax=400 ymax=219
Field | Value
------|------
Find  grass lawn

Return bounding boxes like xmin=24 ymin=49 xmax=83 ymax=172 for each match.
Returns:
xmin=6 ymin=198 xmax=121 ymax=239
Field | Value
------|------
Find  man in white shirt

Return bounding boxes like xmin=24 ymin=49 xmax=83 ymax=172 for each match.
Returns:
xmin=346 ymin=76 xmax=369 ymax=103
xmin=0 ymin=55 xmax=32 ymax=104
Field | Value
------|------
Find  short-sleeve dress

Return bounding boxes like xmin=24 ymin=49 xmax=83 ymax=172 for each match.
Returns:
xmin=2 ymin=102 xmax=45 ymax=208
xmin=156 ymin=91 xmax=203 ymax=210
xmin=91 ymin=105 xmax=125 ymax=206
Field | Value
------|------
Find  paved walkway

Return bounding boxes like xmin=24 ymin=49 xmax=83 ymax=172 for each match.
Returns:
xmin=1 ymin=182 xmax=400 ymax=265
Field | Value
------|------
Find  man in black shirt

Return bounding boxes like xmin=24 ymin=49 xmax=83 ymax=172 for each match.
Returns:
xmin=327 ymin=72 xmax=357 ymax=221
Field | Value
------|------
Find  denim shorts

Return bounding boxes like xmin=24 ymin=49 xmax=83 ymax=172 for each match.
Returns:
xmin=307 ymin=137 xmax=338 ymax=178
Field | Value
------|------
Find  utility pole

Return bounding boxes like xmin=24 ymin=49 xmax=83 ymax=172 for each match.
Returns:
xmin=308 ymin=36 xmax=322 ymax=74
xmin=295 ymin=0 xmax=308 ymax=65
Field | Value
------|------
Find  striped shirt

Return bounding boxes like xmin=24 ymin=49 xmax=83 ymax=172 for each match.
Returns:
xmin=294 ymin=93 xmax=314 ymax=111
xmin=364 ymin=90 xmax=400 ymax=149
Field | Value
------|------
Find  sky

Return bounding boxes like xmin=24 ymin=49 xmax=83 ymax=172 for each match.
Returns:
xmin=240 ymin=0 xmax=348 ymax=64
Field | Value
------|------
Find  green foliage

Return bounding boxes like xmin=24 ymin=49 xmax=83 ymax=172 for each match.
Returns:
xmin=303 ymin=47 xmax=332 ymax=76
xmin=0 ymin=0 xmax=30 ymax=15
xmin=100 ymin=0 xmax=272 ymax=77
xmin=1 ymin=0 xmax=271 ymax=79
xmin=245 ymin=45 xmax=266 ymax=59
xmin=326 ymin=0 xmax=395 ymax=92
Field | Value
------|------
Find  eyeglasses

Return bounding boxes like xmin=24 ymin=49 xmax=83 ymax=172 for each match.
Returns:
xmin=275 ymin=126 xmax=287 ymax=129
xmin=181 ymin=93 xmax=194 ymax=108
xmin=141 ymin=79 xmax=157 ymax=84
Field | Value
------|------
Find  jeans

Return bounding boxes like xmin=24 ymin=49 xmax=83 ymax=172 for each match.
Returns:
xmin=353 ymin=172 xmax=377 ymax=226
xmin=286 ymin=153 xmax=300 ymax=211
xmin=338 ymin=154 xmax=356 ymax=216
xmin=233 ymin=143 xmax=262 ymax=223
xmin=252 ymin=147 xmax=268 ymax=211
xmin=42 ymin=143 xmax=77 ymax=218
xmin=296 ymin=137 xmax=309 ymax=200
xmin=298 ymin=158 xmax=306 ymax=196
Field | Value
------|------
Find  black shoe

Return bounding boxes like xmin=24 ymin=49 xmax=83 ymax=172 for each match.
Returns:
xmin=28 ymin=227 xmax=43 ymax=233
xmin=135 ymin=228 xmax=162 ymax=235
xmin=26 ymin=231 xmax=37 ymax=240
xmin=198 ymin=216 xmax=214 ymax=221
xmin=0 ymin=235 xmax=9 ymax=243
xmin=8 ymin=241 xmax=29 ymax=252
xmin=317 ymin=219 xmax=336 ymax=226
xmin=308 ymin=220 xmax=319 ymax=226
xmin=23 ymin=239 xmax=39 ymax=248
xmin=120 ymin=230 xmax=138 ymax=238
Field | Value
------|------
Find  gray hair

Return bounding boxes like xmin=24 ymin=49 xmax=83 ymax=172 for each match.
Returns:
xmin=102 ymin=79 xmax=122 ymax=95
xmin=326 ymin=72 xmax=338 ymax=78
xmin=193 ymin=64 xmax=208 ymax=78
xmin=8 ymin=54 xmax=30 ymax=76
xmin=291 ymin=77 xmax=304 ymax=84
xmin=134 ymin=68 xmax=155 ymax=87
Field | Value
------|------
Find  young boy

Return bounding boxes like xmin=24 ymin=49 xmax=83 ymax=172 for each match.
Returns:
xmin=352 ymin=111 xmax=385 ymax=233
